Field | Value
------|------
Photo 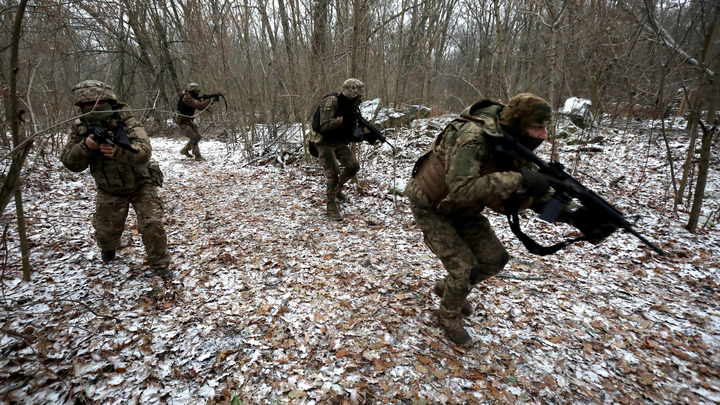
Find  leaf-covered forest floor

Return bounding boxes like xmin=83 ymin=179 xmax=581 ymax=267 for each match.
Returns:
xmin=1 ymin=116 xmax=719 ymax=404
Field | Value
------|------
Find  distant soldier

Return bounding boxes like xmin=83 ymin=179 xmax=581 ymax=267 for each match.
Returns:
xmin=309 ymin=78 xmax=382 ymax=221
xmin=177 ymin=82 xmax=213 ymax=161
xmin=405 ymin=93 xmax=614 ymax=345
xmin=60 ymin=80 xmax=171 ymax=278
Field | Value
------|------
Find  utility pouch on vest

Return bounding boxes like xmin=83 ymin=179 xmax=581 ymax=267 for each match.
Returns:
xmin=148 ymin=159 xmax=164 ymax=187
xmin=411 ymin=150 xmax=448 ymax=204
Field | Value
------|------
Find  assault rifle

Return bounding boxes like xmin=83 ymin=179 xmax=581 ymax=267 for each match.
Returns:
xmin=495 ymin=132 xmax=665 ymax=256
xmin=199 ymin=92 xmax=228 ymax=111
xmin=357 ymin=114 xmax=396 ymax=151
xmin=84 ymin=122 xmax=138 ymax=154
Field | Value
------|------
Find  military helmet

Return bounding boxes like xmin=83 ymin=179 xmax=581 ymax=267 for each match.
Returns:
xmin=499 ymin=93 xmax=552 ymax=134
xmin=341 ymin=78 xmax=365 ymax=99
xmin=71 ymin=80 xmax=118 ymax=106
xmin=186 ymin=82 xmax=201 ymax=92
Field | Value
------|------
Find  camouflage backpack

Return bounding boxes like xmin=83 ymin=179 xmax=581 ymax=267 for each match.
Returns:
xmin=311 ymin=92 xmax=340 ymax=133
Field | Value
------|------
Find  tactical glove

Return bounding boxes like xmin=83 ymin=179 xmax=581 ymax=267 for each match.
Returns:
xmin=503 ymin=169 xmax=552 ymax=212
xmin=517 ymin=168 xmax=552 ymax=199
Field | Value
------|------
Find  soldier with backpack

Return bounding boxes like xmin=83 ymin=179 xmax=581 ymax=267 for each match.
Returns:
xmin=308 ymin=78 xmax=379 ymax=221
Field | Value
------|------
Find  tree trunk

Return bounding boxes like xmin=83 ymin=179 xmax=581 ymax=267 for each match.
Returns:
xmin=0 ymin=0 xmax=31 ymax=216
xmin=15 ymin=186 xmax=32 ymax=281
xmin=350 ymin=0 xmax=370 ymax=79
xmin=675 ymin=101 xmax=700 ymax=209
xmin=310 ymin=0 xmax=329 ymax=98
xmin=686 ymin=116 xmax=717 ymax=233
xmin=278 ymin=0 xmax=301 ymax=121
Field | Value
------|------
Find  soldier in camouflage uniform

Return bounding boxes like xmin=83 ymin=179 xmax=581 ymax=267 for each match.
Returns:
xmin=60 ymin=80 xmax=171 ymax=278
xmin=405 ymin=93 xmax=559 ymax=345
xmin=177 ymin=82 xmax=212 ymax=161
xmin=308 ymin=78 xmax=367 ymax=221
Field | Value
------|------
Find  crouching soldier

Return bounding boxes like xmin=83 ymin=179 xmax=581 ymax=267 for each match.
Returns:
xmin=405 ymin=93 xmax=616 ymax=346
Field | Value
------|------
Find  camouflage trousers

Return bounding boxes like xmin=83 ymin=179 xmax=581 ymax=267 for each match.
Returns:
xmin=94 ymin=184 xmax=170 ymax=267
xmin=179 ymin=122 xmax=203 ymax=158
xmin=315 ymin=142 xmax=359 ymax=202
xmin=410 ymin=203 xmax=509 ymax=314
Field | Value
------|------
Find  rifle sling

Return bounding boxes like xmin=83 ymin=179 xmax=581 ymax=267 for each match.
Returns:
xmin=506 ymin=210 xmax=586 ymax=256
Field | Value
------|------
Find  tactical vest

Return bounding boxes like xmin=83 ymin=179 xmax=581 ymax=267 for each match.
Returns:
xmin=316 ymin=93 xmax=360 ymax=144
xmin=411 ymin=101 xmax=506 ymax=206
xmin=177 ymin=92 xmax=196 ymax=119
xmin=85 ymin=116 xmax=151 ymax=195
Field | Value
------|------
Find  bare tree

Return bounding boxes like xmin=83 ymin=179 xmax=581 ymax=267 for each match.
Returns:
xmin=1 ymin=0 xmax=32 ymax=281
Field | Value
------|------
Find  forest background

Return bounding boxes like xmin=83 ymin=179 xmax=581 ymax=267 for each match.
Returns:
xmin=1 ymin=0 xmax=719 ymax=403
xmin=1 ymin=0 xmax=719 ymax=232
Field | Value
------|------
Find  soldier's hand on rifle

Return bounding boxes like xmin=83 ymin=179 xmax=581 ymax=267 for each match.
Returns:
xmin=84 ymin=136 xmax=100 ymax=150
xmin=517 ymin=168 xmax=552 ymax=199
xmin=504 ymin=168 xmax=553 ymax=212
xmin=99 ymin=143 xmax=117 ymax=158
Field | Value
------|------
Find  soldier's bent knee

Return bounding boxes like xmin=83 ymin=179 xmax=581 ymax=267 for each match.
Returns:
xmin=469 ymin=251 xmax=509 ymax=284
xmin=499 ymin=251 xmax=510 ymax=267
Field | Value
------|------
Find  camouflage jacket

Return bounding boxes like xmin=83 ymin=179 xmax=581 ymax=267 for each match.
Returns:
xmin=60 ymin=104 xmax=153 ymax=196
xmin=406 ymin=100 xmax=538 ymax=215
xmin=314 ymin=93 xmax=361 ymax=145
xmin=176 ymin=92 xmax=211 ymax=125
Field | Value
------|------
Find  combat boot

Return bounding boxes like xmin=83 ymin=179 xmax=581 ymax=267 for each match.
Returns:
xmin=436 ymin=307 xmax=472 ymax=346
xmin=180 ymin=145 xmax=193 ymax=158
xmin=101 ymin=250 xmax=116 ymax=263
xmin=191 ymin=145 xmax=205 ymax=161
xmin=336 ymin=185 xmax=347 ymax=201
xmin=326 ymin=201 xmax=342 ymax=221
xmin=152 ymin=265 xmax=173 ymax=280
xmin=433 ymin=281 xmax=473 ymax=317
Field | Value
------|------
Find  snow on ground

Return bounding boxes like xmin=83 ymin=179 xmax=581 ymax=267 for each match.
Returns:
xmin=0 ymin=117 xmax=718 ymax=404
